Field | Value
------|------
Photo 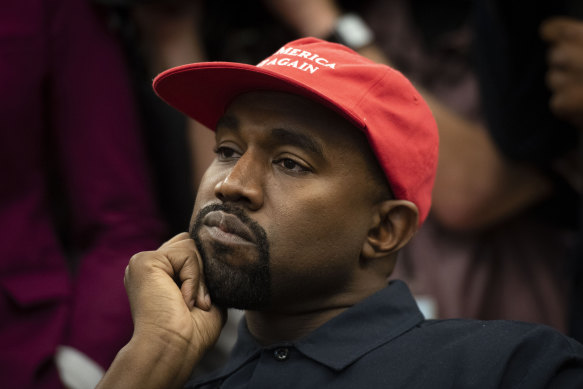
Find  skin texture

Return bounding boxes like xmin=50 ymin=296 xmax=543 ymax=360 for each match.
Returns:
xmin=96 ymin=91 xmax=418 ymax=388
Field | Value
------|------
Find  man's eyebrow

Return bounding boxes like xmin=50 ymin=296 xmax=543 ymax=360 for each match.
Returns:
xmin=216 ymin=114 xmax=239 ymax=132
xmin=271 ymin=127 xmax=324 ymax=157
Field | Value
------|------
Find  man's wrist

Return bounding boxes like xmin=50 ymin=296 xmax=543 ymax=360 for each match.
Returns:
xmin=96 ymin=333 xmax=199 ymax=389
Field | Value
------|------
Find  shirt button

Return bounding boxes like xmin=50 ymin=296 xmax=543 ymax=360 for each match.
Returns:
xmin=273 ymin=347 xmax=289 ymax=361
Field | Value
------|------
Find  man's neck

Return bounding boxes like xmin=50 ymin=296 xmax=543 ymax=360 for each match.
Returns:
xmin=244 ymin=305 xmax=350 ymax=346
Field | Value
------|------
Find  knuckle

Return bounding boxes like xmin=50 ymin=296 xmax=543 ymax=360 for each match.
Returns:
xmin=128 ymin=252 xmax=143 ymax=267
xmin=128 ymin=250 xmax=158 ymax=269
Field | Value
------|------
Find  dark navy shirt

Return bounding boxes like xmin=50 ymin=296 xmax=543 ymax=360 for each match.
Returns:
xmin=186 ymin=280 xmax=583 ymax=388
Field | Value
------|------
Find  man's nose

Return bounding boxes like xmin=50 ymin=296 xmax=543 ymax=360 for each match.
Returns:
xmin=214 ymin=153 xmax=264 ymax=210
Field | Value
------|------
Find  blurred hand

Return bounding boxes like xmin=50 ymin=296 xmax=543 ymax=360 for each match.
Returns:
xmin=541 ymin=17 xmax=583 ymax=129
xmin=124 ymin=232 xmax=224 ymax=359
xmin=262 ymin=0 xmax=341 ymax=37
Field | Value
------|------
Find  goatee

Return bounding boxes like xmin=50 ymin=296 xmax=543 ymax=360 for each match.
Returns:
xmin=190 ymin=203 xmax=271 ymax=309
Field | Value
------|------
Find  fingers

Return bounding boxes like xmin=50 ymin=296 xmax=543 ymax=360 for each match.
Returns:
xmin=549 ymin=86 xmax=583 ymax=128
xmin=541 ymin=17 xmax=583 ymax=44
xmin=160 ymin=231 xmax=191 ymax=248
xmin=121 ymin=232 xmax=224 ymax=367
xmin=542 ymin=17 xmax=583 ymax=75
xmin=126 ymin=234 xmax=212 ymax=314
xmin=193 ymin=249 xmax=212 ymax=311
xmin=157 ymin=232 xmax=211 ymax=310
xmin=547 ymin=42 xmax=583 ymax=73
xmin=161 ymin=238 xmax=213 ymax=312
xmin=173 ymin=242 xmax=211 ymax=311
xmin=541 ymin=18 xmax=583 ymax=128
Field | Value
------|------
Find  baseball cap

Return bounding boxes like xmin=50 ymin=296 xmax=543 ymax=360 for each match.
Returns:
xmin=153 ymin=37 xmax=438 ymax=225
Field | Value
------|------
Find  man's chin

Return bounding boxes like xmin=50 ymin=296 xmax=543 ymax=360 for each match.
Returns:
xmin=190 ymin=203 xmax=272 ymax=310
xmin=206 ymin=288 xmax=270 ymax=311
xmin=202 ymin=256 xmax=271 ymax=310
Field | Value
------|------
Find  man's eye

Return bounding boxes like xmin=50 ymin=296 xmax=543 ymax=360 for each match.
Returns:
xmin=275 ymin=158 xmax=309 ymax=173
xmin=215 ymin=146 xmax=240 ymax=159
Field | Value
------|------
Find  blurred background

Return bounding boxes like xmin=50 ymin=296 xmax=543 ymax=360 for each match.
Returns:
xmin=1 ymin=0 xmax=582 ymax=388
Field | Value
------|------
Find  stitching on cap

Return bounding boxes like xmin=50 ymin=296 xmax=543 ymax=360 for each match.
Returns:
xmin=352 ymin=67 xmax=392 ymax=112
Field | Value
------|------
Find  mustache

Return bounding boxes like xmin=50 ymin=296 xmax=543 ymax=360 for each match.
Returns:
xmin=190 ymin=203 xmax=268 ymax=245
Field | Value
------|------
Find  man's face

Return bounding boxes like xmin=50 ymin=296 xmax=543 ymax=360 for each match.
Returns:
xmin=190 ymin=91 xmax=386 ymax=312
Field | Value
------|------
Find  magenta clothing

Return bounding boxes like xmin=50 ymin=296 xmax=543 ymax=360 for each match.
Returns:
xmin=0 ymin=1 xmax=165 ymax=388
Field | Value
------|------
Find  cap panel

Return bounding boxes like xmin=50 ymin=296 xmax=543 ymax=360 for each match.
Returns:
xmin=365 ymin=70 xmax=438 ymax=223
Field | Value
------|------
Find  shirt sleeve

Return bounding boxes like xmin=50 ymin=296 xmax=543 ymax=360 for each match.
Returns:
xmin=547 ymin=362 xmax=583 ymax=389
xmin=503 ymin=324 xmax=583 ymax=389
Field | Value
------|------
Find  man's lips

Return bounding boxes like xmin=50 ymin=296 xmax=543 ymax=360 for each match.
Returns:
xmin=202 ymin=211 xmax=257 ymax=244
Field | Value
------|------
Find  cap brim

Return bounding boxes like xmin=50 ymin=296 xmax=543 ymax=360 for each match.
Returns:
xmin=153 ymin=62 xmax=365 ymax=131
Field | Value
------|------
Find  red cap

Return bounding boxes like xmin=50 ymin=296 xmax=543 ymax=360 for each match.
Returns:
xmin=153 ymin=37 xmax=438 ymax=225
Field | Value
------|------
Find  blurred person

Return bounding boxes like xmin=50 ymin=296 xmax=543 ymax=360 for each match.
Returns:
xmin=0 ymin=0 xmax=165 ymax=388
xmin=384 ymin=0 xmax=581 ymax=337
xmin=96 ymin=37 xmax=583 ymax=389
xmin=541 ymin=15 xmax=583 ymax=343
xmin=461 ymin=0 xmax=582 ymax=338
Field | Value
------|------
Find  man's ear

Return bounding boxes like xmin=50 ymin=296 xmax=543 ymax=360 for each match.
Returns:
xmin=362 ymin=200 xmax=419 ymax=260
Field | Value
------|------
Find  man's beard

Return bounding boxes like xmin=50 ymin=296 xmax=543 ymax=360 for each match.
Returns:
xmin=190 ymin=203 xmax=271 ymax=310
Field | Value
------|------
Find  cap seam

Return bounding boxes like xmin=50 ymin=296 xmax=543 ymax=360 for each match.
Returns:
xmin=351 ymin=67 xmax=392 ymax=115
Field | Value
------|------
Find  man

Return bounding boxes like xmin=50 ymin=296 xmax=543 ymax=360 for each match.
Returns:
xmin=97 ymin=38 xmax=583 ymax=388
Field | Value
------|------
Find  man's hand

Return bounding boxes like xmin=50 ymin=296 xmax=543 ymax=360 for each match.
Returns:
xmin=96 ymin=233 xmax=225 ymax=389
xmin=541 ymin=17 xmax=583 ymax=129
xmin=125 ymin=232 xmax=223 ymax=353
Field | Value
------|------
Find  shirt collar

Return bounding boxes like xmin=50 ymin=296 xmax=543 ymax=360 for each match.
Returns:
xmin=204 ymin=280 xmax=424 ymax=379
xmin=294 ymin=280 xmax=424 ymax=370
